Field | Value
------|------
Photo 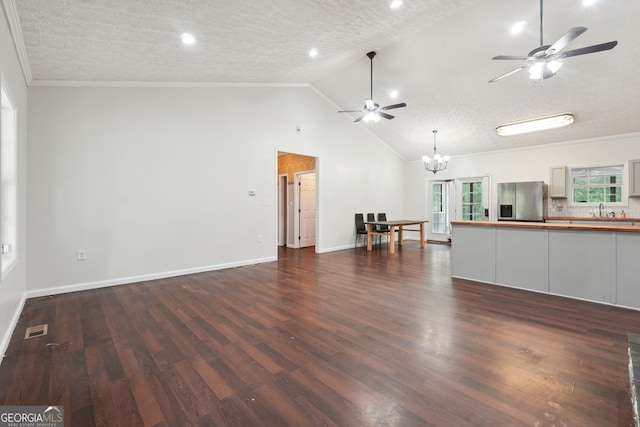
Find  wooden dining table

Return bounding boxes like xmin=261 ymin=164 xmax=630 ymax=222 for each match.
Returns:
xmin=364 ymin=220 xmax=428 ymax=254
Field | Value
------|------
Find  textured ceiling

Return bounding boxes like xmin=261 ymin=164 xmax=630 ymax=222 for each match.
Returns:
xmin=6 ymin=0 xmax=640 ymax=160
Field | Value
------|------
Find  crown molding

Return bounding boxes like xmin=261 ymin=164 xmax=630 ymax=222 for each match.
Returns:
xmin=1 ymin=0 xmax=33 ymax=85
xmin=28 ymin=80 xmax=311 ymax=88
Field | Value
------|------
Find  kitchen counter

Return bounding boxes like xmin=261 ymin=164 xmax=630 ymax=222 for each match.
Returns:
xmin=452 ymin=220 xmax=640 ymax=233
xmin=451 ymin=221 xmax=640 ymax=310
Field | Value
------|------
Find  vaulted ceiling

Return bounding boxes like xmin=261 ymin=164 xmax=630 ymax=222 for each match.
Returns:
xmin=6 ymin=0 xmax=640 ymax=160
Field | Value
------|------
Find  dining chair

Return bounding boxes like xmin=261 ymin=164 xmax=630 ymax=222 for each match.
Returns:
xmin=355 ymin=213 xmax=367 ymax=249
xmin=377 ymin=212 xmax=395 ymax=246
xmin=367 ymin=213 xmax=380 ymax=247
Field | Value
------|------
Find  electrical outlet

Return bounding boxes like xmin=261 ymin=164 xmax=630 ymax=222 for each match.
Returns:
xmin=257 ymin=235 xmax=263 ymax=243
xmin=77 ymin=249 xmax=86 ymax=261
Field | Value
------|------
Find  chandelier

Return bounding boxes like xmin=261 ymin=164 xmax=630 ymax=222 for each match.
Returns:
xmin=422 ymin=130 xmax=450 ymax=174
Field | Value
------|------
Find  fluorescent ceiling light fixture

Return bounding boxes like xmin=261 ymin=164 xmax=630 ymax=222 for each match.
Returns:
xmin=181 ymin=33 xmax=196 ymax=45
xmin=496 ymin=113 xmax=575 ymax=136
xmin=309 ymin=48 xmax=319 ymax=57
xmin=583 ymin=0 xmax=597 ymax=5
xmin=390 ymin=0 xmax=403 ymax=9
xmin=511 ymin=21 xmax=526 ymax=34
xmin=389 ymin=89 xmax=398 ymax=98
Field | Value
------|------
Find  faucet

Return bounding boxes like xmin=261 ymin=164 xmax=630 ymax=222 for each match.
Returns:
xmin=599 ymin=203 xmax=604 ymax=218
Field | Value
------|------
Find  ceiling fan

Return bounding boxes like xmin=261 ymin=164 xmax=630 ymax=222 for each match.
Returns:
xmin=489 ymin=0 xmax=618 ymax=83
xmin=338 ymin=51 xmax=407 ymax=122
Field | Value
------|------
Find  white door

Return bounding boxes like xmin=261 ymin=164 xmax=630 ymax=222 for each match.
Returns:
xmin=427 ymin=180 xmax=453 ymax=242
xmin=299 ymin=172 xmax=316 ymax=248
xmin=455 ymin=176 xmax=491 ymax=221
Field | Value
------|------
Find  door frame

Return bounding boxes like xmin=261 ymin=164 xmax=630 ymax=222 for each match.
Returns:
xmin=278 ymin=173 xmax=288 ymax=246
xmin=426 ymin=179 xmax=454 ymax=243
xmin=425 ymin=174 xmax=493 ymax=242
xmin=275 ymin=150 xmax=319 ymax=256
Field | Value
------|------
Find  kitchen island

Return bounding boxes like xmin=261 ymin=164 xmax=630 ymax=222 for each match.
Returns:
xmin=451 ymin=220 xmax=640 ymax=310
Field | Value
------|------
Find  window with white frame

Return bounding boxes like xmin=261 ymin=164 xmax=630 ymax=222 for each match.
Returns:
xmin=432 ymin=182 xmax=450 ymax=234
xmin=1 ymin=85 xmax=17 ymax=276
xmin=571 ymin=165 xmax=623 ymax=204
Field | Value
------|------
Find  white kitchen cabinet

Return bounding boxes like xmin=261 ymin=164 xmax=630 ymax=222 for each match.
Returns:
xmin=548 ymin=230 xmax=614 ymax=303
xmin=451 ymin=222 xmax=640 ymax=309
xmin=629 ymin=160 xmax=640 ymax=197
xmin=549 ymin=166 xmax=567 ymax=198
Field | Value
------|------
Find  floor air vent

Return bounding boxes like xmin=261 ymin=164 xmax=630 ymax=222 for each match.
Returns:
xmin=24 ymin=324 xmax=48 ymax=339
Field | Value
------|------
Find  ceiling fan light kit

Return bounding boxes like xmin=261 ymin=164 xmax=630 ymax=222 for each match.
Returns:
xmin=338 ymin=51 xmax=407 ymax=123
xmin=423 ymin=130 xmax=450 ymax=174
xmin=528 ymin=60 xmax=562 ymax=80
xmin=496 ymin=113 xmax=575 ymax=136
xmin=489 ymin=0 xmax=617 ymax=83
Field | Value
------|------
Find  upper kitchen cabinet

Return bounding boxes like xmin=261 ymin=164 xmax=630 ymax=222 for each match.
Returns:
xmin=630 ymin=160 xmax=640 ymax=197
xmin=550 ymin=166 xmax=567 ymax=199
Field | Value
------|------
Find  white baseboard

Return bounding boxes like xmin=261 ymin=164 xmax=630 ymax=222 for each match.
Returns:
xmin=316 ymin=244 xmax=358 ymax=253
xmin=0 ymin=293 xmax=26 ymax=365
xmin=25 ymin=256 xmax=276 ymax=299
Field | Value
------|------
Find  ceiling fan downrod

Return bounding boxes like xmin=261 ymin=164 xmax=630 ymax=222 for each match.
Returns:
xmin=367 ymin=51 xmax=376 ymax=100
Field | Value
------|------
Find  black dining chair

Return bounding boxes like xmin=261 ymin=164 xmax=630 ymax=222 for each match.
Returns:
xmin=377 ymin=213 xmax=395 ymax=246
xmin=367 ymin=213 xmax=380 ymax=247
xmin=355 ymin=213 xmax=367 ymax=249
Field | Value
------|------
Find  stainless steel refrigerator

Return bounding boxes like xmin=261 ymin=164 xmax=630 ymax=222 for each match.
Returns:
xmin=497 ymin=181 xmax=547 ymax=222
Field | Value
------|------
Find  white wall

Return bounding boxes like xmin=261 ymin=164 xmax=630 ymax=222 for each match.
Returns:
xmin=409 ymin=132 xmax=640 ymax=221
xmin=0 ymin=5 xmax=28 ymax=358
xmin=26 ymin=85 xmax=408 ymax=295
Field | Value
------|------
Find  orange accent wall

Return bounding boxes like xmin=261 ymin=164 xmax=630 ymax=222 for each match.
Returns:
xmin=278 ymin=153 xmax=316 ymax=181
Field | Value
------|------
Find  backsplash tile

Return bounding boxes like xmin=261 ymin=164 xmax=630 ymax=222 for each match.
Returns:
xmin=547 ymin=197 xmax=640 ymax=219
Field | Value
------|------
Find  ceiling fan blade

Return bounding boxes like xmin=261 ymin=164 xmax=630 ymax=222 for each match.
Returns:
xmin=380 ymin=103 xmax=407 ymax=111
xmin=558 ymin=40 xmax=618 ymax=58
xmin=354 ymin=115 xmax=365 ymax=123
xmin=489 ymin=65 xmax=529 ymax=83
xmin=378 ymin=112 xmax=395 ymax=120
xmin=338 ymin=110 xmax=364 ymax=113
xmin=545 ymin=27 xmax=587 ymax=55
xmin=492 ymin=55 xmax=531 ymax=61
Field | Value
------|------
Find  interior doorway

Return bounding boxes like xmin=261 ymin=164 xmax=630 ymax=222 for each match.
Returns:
xmin=277 ymin=152 xmax=318 ymax=250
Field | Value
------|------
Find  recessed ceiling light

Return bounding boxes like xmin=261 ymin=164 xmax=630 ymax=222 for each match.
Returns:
xmin=390 ymin=0 xmax=403 ymax=9
xmin=181 ymin=33 xmax=196 ymax=45
xmin=511 ymin=21 xmax=526 ymax=34
xmin=309 ymin=48 xmax=319 ymax=58
xmin=389 ymin=90 xmax=398 ymax=98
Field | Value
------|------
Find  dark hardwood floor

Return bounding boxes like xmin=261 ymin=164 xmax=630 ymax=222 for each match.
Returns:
xmin=0 ymin=243 xmax=638 ymax=426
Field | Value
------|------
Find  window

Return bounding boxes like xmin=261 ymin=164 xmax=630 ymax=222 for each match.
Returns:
xmin=1 ymin=85 xmax=17 ymax=277
xmin=432 ymin=183 xmax=450 ymax=234
xmin=571 ymin=165 xmax=623 ymax=204
xmin=461 ymin=182 xmax=483 ymax=220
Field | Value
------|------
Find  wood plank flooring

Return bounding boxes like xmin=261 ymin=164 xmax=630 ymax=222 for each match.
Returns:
xmin=1 ymin=243 xmax=638 ymax=426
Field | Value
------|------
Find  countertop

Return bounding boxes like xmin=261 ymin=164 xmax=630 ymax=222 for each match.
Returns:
xmin=545 ymin=216 xmax=640 ymax=222
xmin=451 ymin=220 xmax=640 ymax=233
